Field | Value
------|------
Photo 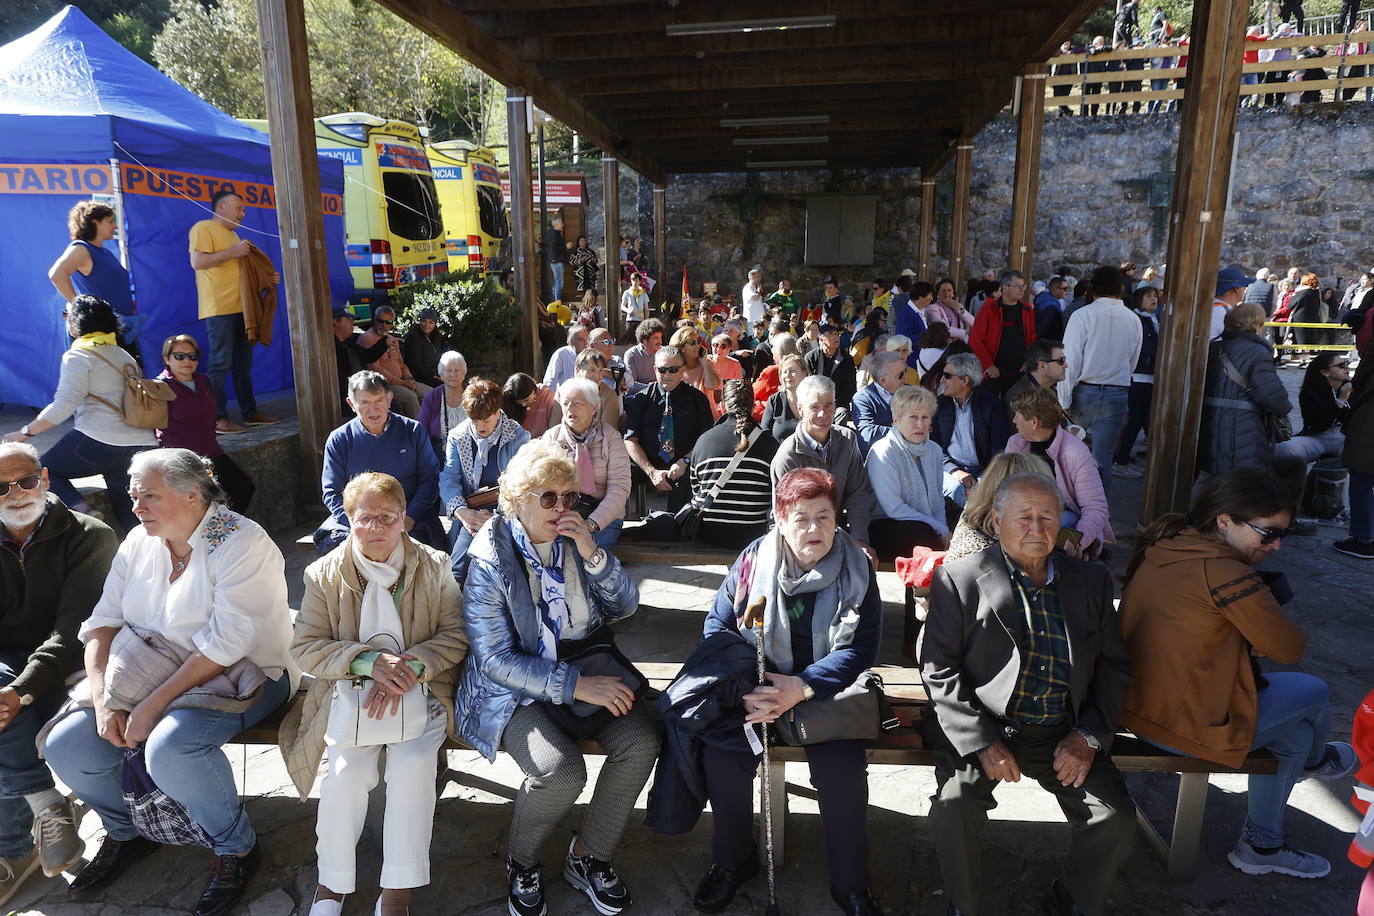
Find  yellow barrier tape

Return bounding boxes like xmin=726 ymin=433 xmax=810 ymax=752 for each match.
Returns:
xmin=1264 ymin=321 xmax=1353 ymax=329
xmin=1273 ymin=344 xmax=1356 ymax=351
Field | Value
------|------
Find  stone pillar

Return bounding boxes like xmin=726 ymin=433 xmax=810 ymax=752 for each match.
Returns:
xmin=1141 ymin=0 xmax=1252 ymax=520
xmin=1008 ymin=64 xmax=1048 ymax=278
xmin=254 ymin=0 xmax=336 ymax=485
xmin=949 ymin=140 xmax=974 ymax=292
xmin=506 ymin=88 xmax=540 ymax=375
xmin=602 ymin=155 xmax=622 ymax=338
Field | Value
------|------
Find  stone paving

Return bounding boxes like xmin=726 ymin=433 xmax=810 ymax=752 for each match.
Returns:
xmin=5 ymin=367 xmax=1374 ymax=914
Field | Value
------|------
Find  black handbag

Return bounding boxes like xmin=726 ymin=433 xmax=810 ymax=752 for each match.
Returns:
xmin=773 ymin=670 xmax=898 ymax=746
xmin=542 ymin=625 xmax=649 ymax=740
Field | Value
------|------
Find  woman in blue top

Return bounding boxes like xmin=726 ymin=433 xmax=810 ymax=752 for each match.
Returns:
xmin=48 ymin=201 xmax=144 ymax=356
xmin=693 ymin=468 xmax=884 ymax=916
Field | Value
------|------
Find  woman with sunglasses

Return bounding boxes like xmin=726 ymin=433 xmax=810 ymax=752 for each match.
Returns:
xmin=456 ymin=440 xmax=659 ymax=916
xmin=1274 ymin=353 xmax=1352 ymax=468
xmin=156 ymin=334 xmax=256 ymax=514
xmin=1119 ymin=468 xmax=1356 ymax=880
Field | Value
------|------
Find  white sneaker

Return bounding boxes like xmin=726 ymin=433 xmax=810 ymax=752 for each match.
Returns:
xmin=308 ymin=897 xmax=345 ymax=916
xmin=1227 ymin=838 xmax=1331 ymax=878
xmin=1113 ymin=463 xmax=1144 ymax=479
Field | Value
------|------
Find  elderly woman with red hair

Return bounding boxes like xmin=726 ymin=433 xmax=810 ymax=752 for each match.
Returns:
xmin=688 ymin=468 xmax=884 ymax=916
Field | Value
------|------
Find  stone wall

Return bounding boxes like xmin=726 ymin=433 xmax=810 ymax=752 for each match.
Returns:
xmin=578 ymin=104 xmax=1374 ymax=304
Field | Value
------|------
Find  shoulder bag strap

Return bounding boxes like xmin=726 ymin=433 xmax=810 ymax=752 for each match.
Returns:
xmin=81 ymin=346 xmax=135 ymax=417
xmin=1216 ymin=349 xmax=1254 ymax=394
xmin=696 ymin=427 xmax=764 ymax=512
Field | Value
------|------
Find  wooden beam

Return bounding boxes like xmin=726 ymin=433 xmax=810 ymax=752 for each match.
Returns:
xmin=254 ymin=0 xmax=337 ymax=487
xmin=602 ymin=156 xmax=622 ymax=339
xmin=563 ymin=62 xmax=997 ymax=95
xmin=1008 ymin=64 xmax=1047 ymax=278
xmin=918 ymin=177 xmax=936 ymax=281
xmin=506 ymin=88 xmax=541 ymax=376
xmin=1141 ymin=0 xmax=1252 ymax=521
xmin=949 ymin=140 xmax=973 ymax=291
xmin=653 ymin=185 xmax=667 ymax=310
xmin=373 ymin=0 xmax=665 ymax=184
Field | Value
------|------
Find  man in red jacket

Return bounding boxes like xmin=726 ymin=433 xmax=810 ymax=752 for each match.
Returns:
xmin=969 ymin=268 xmax=1038 ymax=397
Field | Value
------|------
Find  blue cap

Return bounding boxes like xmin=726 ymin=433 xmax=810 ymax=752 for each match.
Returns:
xmin=1215 ymin=266 xmax=1254 ymax=298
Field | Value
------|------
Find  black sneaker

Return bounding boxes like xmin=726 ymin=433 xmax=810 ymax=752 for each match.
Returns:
xmin=563 ymin=836 xmax=631 ymax=915
xmin=194 ymin=843 xmax=261 ymax=916
xmin=1335 ymin=538 xmax=1374 ymax=559
xmin=506 ymin=856 xmax=546 ymax=916
xmin=70 ymin=834 xmax=159 ymax=893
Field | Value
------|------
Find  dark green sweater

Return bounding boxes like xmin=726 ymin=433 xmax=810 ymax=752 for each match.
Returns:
xmin=0 ymin=495 xmax=117 ymax=698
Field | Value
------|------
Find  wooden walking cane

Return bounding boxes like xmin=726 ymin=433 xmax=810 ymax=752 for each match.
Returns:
xmin=742 ymin=597 xmax=781 ymax=916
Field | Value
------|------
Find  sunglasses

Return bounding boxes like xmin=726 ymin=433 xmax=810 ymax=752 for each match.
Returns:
xmin=169 ymin=352 xmax=200 ymax=361
xmin=656 ymin=364 xmax=685 ymax=374
xmin=1044 ymin=357 xmax=1067 ymax=365
xmin=0 ymin=475 xmax=43 ymax=497
xmin=375 ymin=318 xmax=395 ymax=326
xmin=1244 ymin=520 xmax=1291 ymax=545
xmin=941 ymin=371 xmax=958 ymax=380
xmin=535 ymin=490 xmax=578 ymax=510
xmin=713 ymin=342 xmax=732 ymax=349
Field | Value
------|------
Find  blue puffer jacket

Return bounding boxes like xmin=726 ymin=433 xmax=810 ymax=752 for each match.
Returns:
xmin=454 ymin=515 xmax=640 ymax=760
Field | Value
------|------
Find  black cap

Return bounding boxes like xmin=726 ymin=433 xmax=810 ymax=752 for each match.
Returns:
xmin=331 ymin=305 xmax=350 ymax=319
xmin=819 ymin=323 xmax=842 ymax=335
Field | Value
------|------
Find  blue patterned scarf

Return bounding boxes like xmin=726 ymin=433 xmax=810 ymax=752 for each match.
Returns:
xmin=510 ymin=521 xmax=571 ymax=661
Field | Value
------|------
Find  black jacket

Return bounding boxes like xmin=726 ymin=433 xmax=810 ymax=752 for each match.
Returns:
xmin=804 ymin=347 xmax=858 ymax=407
xmin=932 ymin=388 xmax=1010 ymax=473
xmin=1133 ymin=311 xmax=1159 ymax=375
xmin=0 ymin=495 xmax=117 ymax=699
xmin=624 ymin=382 xmax=714 ymax=469
xmin=644 ymin=632 xmax=757 ymax=835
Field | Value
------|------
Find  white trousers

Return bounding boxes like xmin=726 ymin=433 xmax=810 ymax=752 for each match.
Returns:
xmin=315 ymin=709 xmax=447 ymax=894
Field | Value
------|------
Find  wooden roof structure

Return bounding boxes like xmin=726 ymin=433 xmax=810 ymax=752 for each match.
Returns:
xmin=374 ymin=0 xmax=1103 ymax=181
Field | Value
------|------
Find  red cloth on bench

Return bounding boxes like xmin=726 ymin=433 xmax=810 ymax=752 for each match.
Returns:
xmin=895 ymin=546 xmax=945 ymax=588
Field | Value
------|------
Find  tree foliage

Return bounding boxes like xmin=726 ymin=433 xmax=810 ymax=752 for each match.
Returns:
xmin=150 ymin=0 xmax=506 ymax=147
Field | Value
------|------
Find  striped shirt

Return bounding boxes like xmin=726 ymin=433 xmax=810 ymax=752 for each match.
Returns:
xmin=688 ymin=421 xmax=779 ymax=531
xmin=1003 ymin=552 xmax=1072 ymax=727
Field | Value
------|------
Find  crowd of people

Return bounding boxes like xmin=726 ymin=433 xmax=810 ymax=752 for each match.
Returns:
xmin=1050 ymin=4 xmax=1372 ymax=117
xmin=7 ymin=192 xmax=1374 ymax=915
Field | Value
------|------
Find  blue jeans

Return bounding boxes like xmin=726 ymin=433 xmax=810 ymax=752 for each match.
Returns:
xmin=593 ymin=519 xmax=623 ymax=549
xmin=1146 ymin=671 xmax=1332 ymax=849
xmin=0 ymin=653 xmax=65 ymax=858
xmin=45 ymin=672 xmax=290 ymax=855
xmin=206 ymin=312 xmax=256 ymax=419
xmin=42 ymin=429 xmax=148 ymax=530
xmin=1350 ymin=469 xmax=1374 ymax=541
xmin=1070 ymin=384 xmax=1129 ymax=495
xmin=550 ymin=262 xmax=566 ymax=300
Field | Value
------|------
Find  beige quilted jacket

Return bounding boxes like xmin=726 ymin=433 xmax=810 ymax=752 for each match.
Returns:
xmin=278 ymin=536 xmax=468 ymax=798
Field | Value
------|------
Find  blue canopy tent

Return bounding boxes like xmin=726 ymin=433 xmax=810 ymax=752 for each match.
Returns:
xmin=0 ymin=5 xmax=353 ymax=407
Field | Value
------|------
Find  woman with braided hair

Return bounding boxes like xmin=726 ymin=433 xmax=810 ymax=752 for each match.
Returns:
xmin=686 ymin=379 xmax=779 ymax=549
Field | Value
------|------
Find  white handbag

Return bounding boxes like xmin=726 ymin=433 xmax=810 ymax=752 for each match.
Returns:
xmin=325 ymin=633 xmax=428 ymax=748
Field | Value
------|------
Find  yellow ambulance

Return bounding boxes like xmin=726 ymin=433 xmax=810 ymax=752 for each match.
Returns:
xmin=426 ymin=140 xmax=509 ymax=275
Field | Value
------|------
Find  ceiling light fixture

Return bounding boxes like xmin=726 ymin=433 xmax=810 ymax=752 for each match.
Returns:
xmin=745 ymin=159 xmax=829 ymax=169
xmin=731 ymin=135 xmax=829 ymax=146
xmin=666 ymin=15 xmax=836 ymax=37
xmin=719 ymin=114 xmax=831 ymax=128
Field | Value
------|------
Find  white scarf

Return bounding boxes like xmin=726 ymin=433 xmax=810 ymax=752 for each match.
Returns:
xmin=349 ymin=536 xmax=405 ymax=652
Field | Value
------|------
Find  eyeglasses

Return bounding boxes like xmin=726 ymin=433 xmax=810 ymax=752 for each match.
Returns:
xmin=941 ymin=371 xmax=958 ymax=380
xmin=0 ymin=475 xmax=42 ymax=497
xmin=1045 ymin=357 xmax=1067 ymax=365
xmin=713 ymin=342 xmax=731 ymax=349
xmin=170 ymin=352 xmax=199 ymax=361
xmin=534 ymin=490 xmax=578 ymax=510
xmin=352 ymin=511 xmax=402 ymax=529
xmin=656 ymin=364 xmax=685 ymax=374
xmin=1244 ymin=520 xmax=1291 ymax=545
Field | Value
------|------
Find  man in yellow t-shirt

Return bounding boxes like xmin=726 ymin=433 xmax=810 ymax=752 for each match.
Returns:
xmin=189 ymin=190 xmax=279 ymax=434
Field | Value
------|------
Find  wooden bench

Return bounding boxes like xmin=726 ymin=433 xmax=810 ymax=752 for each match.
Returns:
xmin=231 ymin=661 xmax=1272 ymax=880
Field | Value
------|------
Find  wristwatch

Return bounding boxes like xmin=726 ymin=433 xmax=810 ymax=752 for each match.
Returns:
xmin=588 ymin=519 xmax=601 ymax=534
xmin=800 ymin=682 xmax=816 ymax=702
xmin=1075 ymin=727 xmax=1102 ymax=751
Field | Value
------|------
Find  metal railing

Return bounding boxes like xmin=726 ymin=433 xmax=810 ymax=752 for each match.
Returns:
xmin=1040 ymin=30 xmax=1374 ymax=113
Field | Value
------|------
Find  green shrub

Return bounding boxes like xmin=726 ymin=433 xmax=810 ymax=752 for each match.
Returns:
xmin=392 ymin=270 xmax=520 ymax=358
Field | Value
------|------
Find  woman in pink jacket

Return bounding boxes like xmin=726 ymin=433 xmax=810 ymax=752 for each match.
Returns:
xmin=1004 ymin=386 xmax=1114 ymax=557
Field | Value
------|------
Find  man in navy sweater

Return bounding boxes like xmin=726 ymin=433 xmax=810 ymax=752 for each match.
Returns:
xmin=314 ymin=370 xmax=445 ymax=554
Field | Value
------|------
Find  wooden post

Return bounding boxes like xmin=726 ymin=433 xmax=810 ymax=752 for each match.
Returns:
xmin=949 ymin=140 xmax=973 ymax=294
xmin=506 ymin=87 xmax=540 ymax=375
xmin=255 ymin=0 xmax=337 ymax=487
xmin=1140 ymin=0 xmax=1251 ymax=521
xmin=918 ymin=177 xmax=936 ymax=281
xmin=602 ymin=155 xmax=622 ymax=337
xmin=653 ymin=184 xmax=668 ymax=310
xmin=1008 ymin=64 xmax=1048 ymax=278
